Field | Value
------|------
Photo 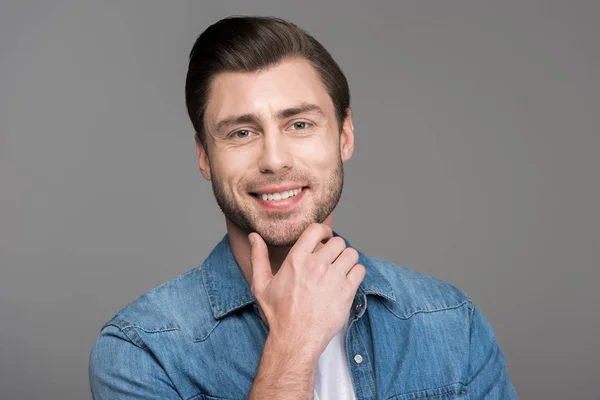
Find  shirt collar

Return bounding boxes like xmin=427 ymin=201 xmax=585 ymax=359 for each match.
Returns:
xmin=202 ymin=232 xmax=396 ymax=320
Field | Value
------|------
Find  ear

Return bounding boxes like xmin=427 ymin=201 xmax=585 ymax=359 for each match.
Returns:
xmin=195 ymin=134 xmax=212 ymax=181
xmin=339 ymin=108 xmax=355 ymax=162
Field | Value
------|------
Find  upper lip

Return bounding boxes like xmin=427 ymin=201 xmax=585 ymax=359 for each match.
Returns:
xmin=250 ymin=184 xmax=307 ymax=195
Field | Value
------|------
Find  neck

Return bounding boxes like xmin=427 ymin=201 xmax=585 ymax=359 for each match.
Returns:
xmin=226 ymin=214 xmax=335 ymax=286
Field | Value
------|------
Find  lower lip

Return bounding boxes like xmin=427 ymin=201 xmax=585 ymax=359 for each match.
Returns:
xmin=252 ymin=188 xmax=307 ymax=211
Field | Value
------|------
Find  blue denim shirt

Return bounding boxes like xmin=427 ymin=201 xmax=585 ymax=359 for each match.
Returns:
xmin=89 ymin=234 xmax=517 ymax=399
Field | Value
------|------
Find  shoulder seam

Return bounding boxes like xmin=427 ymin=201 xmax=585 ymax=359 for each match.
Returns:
xmin=103 ymin=321 xmax=147 ymax=350
xmin=381 ymin=299 xmax=471 ymax=320
xmin=103 ymin=319 xmax=182 ymax=350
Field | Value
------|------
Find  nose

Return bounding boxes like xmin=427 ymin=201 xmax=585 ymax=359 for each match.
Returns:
xmin=257 ymin=129 xmax=293 ymax=174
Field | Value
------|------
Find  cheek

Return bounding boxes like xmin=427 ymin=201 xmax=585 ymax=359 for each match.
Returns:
xmin=299 ymin=135 xmax=339 ymax=168
xmin=211 ymin=149 xmax=256 ymax=188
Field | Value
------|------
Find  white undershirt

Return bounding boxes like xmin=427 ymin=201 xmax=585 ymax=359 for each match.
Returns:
xmin=313 ymin=320 xmax=356 ymax=400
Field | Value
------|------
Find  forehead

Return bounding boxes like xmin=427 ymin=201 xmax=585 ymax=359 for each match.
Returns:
xmin=205 ymin=57 xmax=334 ymax=124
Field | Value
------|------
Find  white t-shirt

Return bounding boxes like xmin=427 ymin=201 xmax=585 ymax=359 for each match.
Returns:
xmin=313 ymin=320 xmax=356 ymax=400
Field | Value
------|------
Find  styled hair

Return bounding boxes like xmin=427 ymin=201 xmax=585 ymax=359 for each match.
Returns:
xmin=185 ymin=16 xmax=351 ymax=149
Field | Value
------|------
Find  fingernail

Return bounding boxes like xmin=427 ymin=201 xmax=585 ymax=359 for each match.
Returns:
xmin=248 ymin=233 xmax=255 ymax=245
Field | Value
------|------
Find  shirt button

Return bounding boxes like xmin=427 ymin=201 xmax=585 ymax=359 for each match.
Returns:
xmin=354 ymin=354 xmax=363 ymax=364
xmin=354 ymin=301 xmax=362 ymax=313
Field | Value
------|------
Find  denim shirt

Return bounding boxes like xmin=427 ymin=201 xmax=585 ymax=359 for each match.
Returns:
xmin=89 ymin=234 xmax=517 ymax=399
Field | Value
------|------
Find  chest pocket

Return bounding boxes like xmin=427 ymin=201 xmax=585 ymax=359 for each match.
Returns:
xmin=387 ymin=383 xmax=467 ymax=400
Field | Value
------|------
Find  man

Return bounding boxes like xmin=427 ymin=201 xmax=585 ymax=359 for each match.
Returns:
xmin=89 ymin=16 xmax=517 ymax=399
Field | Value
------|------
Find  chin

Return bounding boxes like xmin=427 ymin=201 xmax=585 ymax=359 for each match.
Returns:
xmin=255 ymin=220 xmax=311 ymax=247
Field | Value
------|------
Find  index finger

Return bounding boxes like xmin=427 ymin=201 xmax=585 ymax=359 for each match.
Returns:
xmin=291 ymin=223 xmax=333 ymax=254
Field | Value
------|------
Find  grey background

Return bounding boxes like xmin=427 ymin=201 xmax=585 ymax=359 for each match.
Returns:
xmin=1 ymin=1 xmax=598 ymax=399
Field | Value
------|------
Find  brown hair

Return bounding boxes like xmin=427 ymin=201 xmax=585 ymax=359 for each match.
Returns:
xmin=185 ymin=16 xmax=351 ymax=149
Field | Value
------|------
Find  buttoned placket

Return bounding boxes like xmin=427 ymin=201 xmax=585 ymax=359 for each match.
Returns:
xmin=346 ymin=290 xmax=377 ymax=400
xmin=251 ymin=287 xmax=379 ymax=399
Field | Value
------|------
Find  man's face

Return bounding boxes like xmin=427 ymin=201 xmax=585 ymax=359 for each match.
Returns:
xmin=199 ymin=57 xmax=354 ymax=247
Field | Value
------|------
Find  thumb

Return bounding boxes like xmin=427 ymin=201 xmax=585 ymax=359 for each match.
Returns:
xmin=248 ymin=232 xmax=273 ymax=294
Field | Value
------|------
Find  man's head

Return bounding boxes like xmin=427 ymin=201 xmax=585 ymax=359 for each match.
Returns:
xmin=186 ymin=16 xmax=354 ymax=246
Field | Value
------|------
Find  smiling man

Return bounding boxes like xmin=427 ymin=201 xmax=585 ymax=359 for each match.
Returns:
xmin=89 ymin=16 xmax=517 ymax=400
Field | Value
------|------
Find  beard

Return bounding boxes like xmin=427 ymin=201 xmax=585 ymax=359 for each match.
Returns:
xmin=210 ymin=156 xmax=344 ymax=247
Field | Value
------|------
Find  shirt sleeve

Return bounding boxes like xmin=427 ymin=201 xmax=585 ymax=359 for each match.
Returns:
xmin=89 ymin=324 xmax=182 ymax=400
xmin=465 ymin=304 xmax=519 ymax=399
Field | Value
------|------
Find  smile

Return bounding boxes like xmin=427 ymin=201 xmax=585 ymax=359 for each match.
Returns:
xmin=254 ymin=187 xmax=304 ymax=201
xmin=249 ymin=186 xmax=308 ymax=211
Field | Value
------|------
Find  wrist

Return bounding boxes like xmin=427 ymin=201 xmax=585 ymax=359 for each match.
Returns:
xmin=264 ymin=332 xmax=321 ymax=367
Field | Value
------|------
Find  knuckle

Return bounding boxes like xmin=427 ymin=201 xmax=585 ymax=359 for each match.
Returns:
xmin=314 ymin=223 xmax=331 ymax=236
xmin=330 ymin=236 xmax=346 ymax=248
xmin=346 ymin=247 xmax=359 ymax=261
xmin=250 ymin=283 xmax=261 ymax=297
xmin=349 ymin=263 xmax=366 ymax=281
xmin=341 ymin=247 xmax=359 ymax=264
xmin=288 ymin=251 xmax=303 ymax=266
xmin=357 ymin=264 xmax=366 ymax=277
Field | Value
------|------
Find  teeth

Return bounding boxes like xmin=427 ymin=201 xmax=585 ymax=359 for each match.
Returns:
xmin=260 ymin=188 xmax=303 ymax=201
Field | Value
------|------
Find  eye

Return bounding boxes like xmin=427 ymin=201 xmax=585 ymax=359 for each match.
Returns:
xmin=290 ymin=121 xmax=311 ymax=130
xmin=230 ymin=129 xmax=255 ymax=139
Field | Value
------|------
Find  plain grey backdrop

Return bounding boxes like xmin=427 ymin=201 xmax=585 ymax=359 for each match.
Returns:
xmin=1 ymin=1 xmax=598 ymax=399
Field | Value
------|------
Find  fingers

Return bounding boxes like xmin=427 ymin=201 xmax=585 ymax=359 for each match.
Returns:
xmin=317 ymin=236 xmax=348 ymax=264
xmin=332 ymin=247 xmax=360 ymax=275
xmin=291 ymin=223 xmax=333 ymax=254
xmin=249 ymin=233 xmax=273 ymax=295
xmin=346 ymin=263 xmax=366 ymax=288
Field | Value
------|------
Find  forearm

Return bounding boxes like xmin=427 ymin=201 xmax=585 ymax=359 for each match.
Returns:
xmin=249 ymin=334 xmax=319 ymax=400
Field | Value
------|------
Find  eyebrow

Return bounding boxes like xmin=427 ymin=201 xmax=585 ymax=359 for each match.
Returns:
xmin=214 ymin=102 xmax=326 ymax=133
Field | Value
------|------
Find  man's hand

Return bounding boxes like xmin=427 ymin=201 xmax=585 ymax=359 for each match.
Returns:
xmin=249 ymin=223 xmax=366 ymax=359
